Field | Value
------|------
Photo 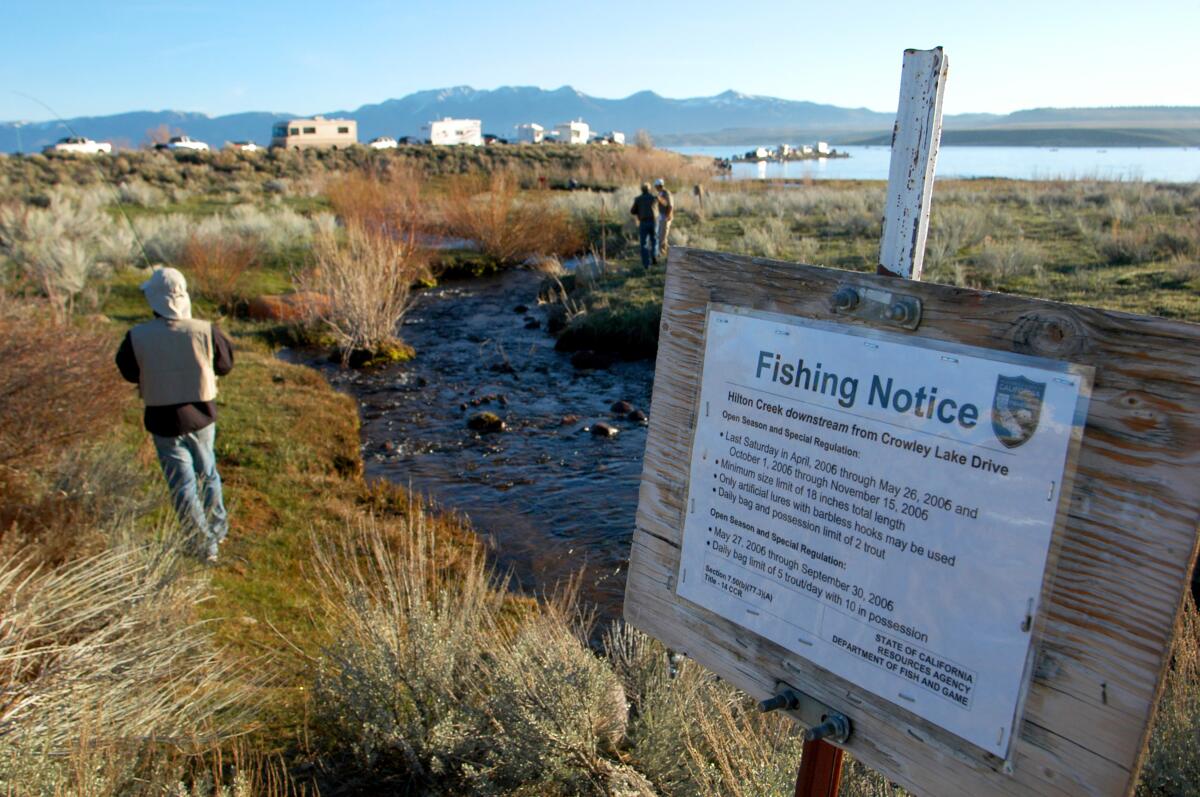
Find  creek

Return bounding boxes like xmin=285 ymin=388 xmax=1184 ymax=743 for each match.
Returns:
xmin=292 ymin=269 xmax=654 ymax=620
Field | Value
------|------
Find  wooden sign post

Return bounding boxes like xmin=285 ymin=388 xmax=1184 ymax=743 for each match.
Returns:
xmin=878 ymin=48 xmax=948 ymax=281
xmin=796 ymin=47 xmax=951 ymax=797
xmin=624 ymin=48 xmax=1200 ymax=797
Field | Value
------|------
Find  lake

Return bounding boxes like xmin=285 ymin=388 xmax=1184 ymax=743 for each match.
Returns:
xmin=667 ymin=145 xmax=1200 ymax=183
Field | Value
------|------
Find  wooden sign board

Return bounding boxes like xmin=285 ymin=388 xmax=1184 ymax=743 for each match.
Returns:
xmin=624 ymin=247 xmax=1200 ymax=797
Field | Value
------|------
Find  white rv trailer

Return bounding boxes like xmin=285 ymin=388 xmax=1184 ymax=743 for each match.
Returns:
xmin=426 ymin=118 xmax=483 ymax=146
xmin=514 ymin=123 xmax=544 ymax=144
xmin=554 ymin=119 xmax=590 ymax=145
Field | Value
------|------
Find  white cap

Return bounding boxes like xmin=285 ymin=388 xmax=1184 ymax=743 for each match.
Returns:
xmin=654 ymin=178 xmax=665 ymax=187
xmin=140 ymin=266 xmax=192 ymax=320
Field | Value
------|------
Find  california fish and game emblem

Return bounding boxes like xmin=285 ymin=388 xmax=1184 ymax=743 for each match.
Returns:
xmin=991 ymin=375 xmax=1046 ymax=449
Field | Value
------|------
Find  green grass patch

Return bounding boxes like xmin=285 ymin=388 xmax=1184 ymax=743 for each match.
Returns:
xmin=555 ymin=180 xmax=1200 ymax=359
xmin=554 ymin=265 xmax=665 ymax=359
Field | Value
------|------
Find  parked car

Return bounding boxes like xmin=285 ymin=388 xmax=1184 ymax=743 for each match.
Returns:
xmin=368 ymin=136 xmax=398 ymax=150
xmin=165 ymin=135 xmax=209 ymax=152
xmin=43 ymin=136 xmax=111 ymax=155
xmin=225 ymin=140 xmax=261 ymax=153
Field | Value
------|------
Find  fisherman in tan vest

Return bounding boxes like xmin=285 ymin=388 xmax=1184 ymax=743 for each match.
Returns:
xmin=116 ymin=267 xmax=234 ymax=562
xmin=654 ymin=178 xmax=673 ymax=260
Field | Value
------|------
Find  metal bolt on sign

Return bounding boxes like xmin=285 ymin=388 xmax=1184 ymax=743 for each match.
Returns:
xmin=804 ymin=714 xmax=852 ymax=745
xmin=829 ymin=283 xmax=923 ymax=331
xmin=757 ymin=686 xmax=853 ymax=745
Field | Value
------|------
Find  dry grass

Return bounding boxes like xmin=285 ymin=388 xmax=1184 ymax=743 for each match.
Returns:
xmin=1 ymin=143 xmax=720 ymax=202
xmin=298 ymin=223 xmax=429 ymax=362
xmin=300 ymin=169 xmax=431 ymax=361
xmin=575 ymin=145 xmax=714 ymax=188
xmin=1137 ymin=597 xmax=1200 ymax=796
xmin=309 ymin=510 xmax=641 ymax=794
xmin=0 ymin=533 xmax=261 ymax=795
xmin=970 ymin=236 xmax=1045 ymax=288
xmin=310 ymin=510 xmax=504 ymax=784
xmin=604 ymin=621 xmax=807 ymax=796
xmin=307 ymin=513 xmax=902 ymax=796
xmin=1 ymin=442 xmax=157 ymax=569
xmin=481 ymin=598 xmax=644 ymax=794
xmin=441 ymin=172 xmax=585 ymax=266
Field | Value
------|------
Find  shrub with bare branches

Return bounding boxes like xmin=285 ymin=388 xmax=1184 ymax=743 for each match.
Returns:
xmin=441 ymin=173 xmax=584 ymax=266
xmin=299 ymin=223 xmax=429 ymax=362
xmin=180 ymin=232 xmax=258 ymax=307
xmin=0 ymin=295 xmax=125 ymax=475
xmin=325 ymin=167 xmax=427 ymax=240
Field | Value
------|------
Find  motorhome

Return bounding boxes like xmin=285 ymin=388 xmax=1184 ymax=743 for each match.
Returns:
xmin=270 ymin=117 xmax=357 ymax=150
xmin=426 ymin=118 xmax=483 ymax=146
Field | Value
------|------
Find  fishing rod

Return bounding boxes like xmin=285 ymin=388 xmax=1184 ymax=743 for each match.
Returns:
xmin=12 ymin=90 xmax=154 ymax=269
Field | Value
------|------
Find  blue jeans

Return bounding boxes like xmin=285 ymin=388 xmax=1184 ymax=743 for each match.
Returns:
xmin=638 ymin=220 xmax=658 ymax=268
xmin=152 ymin=424 xmax=228 ymax=556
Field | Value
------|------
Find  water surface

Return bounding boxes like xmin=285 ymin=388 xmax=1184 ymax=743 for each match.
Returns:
xmin=669 ymin=144 xmax=1200 ymax=183
xmin=304 ymin=270 xmax=653 ymax=618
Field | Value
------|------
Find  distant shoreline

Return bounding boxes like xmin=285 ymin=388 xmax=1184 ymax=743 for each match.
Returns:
xmin=661 ymin=127 xmax=1200 ymax=149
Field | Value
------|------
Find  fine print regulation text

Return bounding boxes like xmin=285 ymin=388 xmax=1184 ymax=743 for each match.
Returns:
xmin=676 ymin=308 xmax=1090 ymax=758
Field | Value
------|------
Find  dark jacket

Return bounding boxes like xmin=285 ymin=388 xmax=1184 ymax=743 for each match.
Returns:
xmin=631 ymin=192 xmax=657 ymax=224
xmin=116 ymin=322 xmax=235 ymax=437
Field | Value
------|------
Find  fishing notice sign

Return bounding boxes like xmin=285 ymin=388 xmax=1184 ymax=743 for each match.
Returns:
xmin=676 ymin=305 xmax=1093 ymax=758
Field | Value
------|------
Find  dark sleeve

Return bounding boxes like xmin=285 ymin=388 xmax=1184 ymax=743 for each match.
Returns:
xmin=630 ymin=199 xmax=638 ymax=216
xmin=116 ymin=332 xmax=140 ymax=384
xmin=212 ymin=325 xmax=235 ymax=376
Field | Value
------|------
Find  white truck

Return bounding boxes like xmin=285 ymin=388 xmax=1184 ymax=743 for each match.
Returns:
xmin=165 ymin=135 xmax=210 ymax=152
xmin=43 ymin=136 xmax=112 ymax=155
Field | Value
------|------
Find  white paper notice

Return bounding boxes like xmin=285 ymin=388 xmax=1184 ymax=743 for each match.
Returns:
xmin=677 ymin=307 xmax=1091 ymax=758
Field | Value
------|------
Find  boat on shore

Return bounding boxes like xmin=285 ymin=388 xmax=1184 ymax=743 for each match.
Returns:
xmin=731 ymin=142 xmax=850 ymax=163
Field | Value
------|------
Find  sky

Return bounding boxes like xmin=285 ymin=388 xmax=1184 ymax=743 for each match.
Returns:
xmin=2 ymin=0 xmax=1198 ymax=122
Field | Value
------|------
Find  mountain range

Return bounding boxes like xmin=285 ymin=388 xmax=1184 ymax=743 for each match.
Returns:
xmin=3 ymin=86 xmax=1199 ymax=153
